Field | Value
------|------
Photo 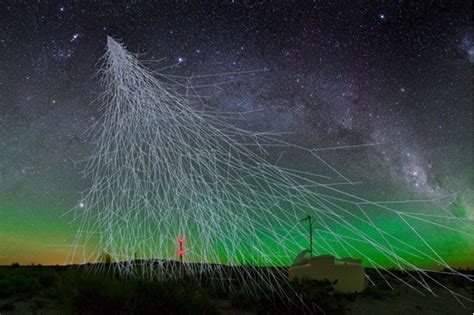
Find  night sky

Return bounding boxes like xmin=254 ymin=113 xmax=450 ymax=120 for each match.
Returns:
xmin=0 ymin=1 xmax=472 ymax=266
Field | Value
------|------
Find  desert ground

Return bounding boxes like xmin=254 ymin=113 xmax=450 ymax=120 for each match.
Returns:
xmin=0 ymin=263 xmax=472 ymax=314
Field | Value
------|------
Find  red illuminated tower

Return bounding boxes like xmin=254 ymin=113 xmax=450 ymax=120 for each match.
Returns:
xmin=178 ymin=237 xmax=185 ymax=277
xmin=178 ymin=237 xmax=184 ymax=263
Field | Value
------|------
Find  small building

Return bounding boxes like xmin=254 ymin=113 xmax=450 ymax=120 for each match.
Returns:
xmin=289 ymin=254 xmax=365 ymax=293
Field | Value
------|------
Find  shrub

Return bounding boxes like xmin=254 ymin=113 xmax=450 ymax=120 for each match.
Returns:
xmin=0 ymin=273 xmax=41 ymax=298
xmin=53 ymin=269 xmax=219 ymax=314
xmin=39 ymin=272 xmax=56 ymax=288
xmin=32 ymin=298 xmax=46 ymax=310
xmin=230 ymin=279 xmax=348 ymax=314
xmin=0 ymin=278 xmax=14 ymax=298
xmin=0 ymin=302 xmax=15 ymax=311
xmin=362 ymin=285 xmax=384 ymax=299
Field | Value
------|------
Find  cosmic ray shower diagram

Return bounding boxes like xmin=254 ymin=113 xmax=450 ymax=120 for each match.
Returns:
xmin=70 ymin=37 xmax=473 ymax=302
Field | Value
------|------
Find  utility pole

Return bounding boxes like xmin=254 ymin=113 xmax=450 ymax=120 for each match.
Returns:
xmin=301 ymin=215 xmax=313 ymax=257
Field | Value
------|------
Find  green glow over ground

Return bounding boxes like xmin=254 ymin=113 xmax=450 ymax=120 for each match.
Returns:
xmin=2 ymin=203 xmax=472 ymax=269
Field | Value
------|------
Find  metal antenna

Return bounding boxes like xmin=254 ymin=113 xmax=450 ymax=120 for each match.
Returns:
xmin=301 ymin=215 xmax=313 ymax=257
